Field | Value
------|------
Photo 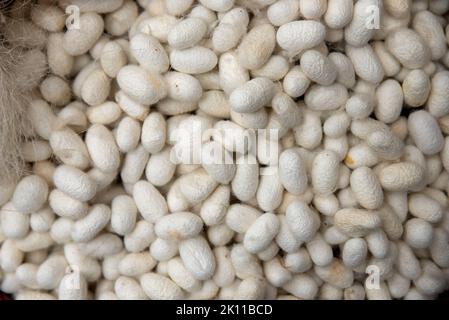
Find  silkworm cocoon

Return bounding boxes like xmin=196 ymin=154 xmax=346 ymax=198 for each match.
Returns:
xmin=408 ymin=193 xmax=443 ymax=223
xmin=429 ymin=229 xmax=449 ymax=268
xmin=120 ymin=146 xmax=149 ymax=185
xmin=201 ymin=141 xmax=236 ymax=184
xmin=282 ymin=66 xmax=310 ymax=98
xmin=166 ymin=257 xmax=201 ymax=293
xmin=408 ymin=110 xmax=444 ymax=155
xmin=203 ymin=247 xmax=231 ymax=286
xmin=314 ymin=259 xmax=354 ymax=289
xmin=14 ymin=232 xmax=53 ymax=252
xmin=371 ymin=41 xmax=401 ymax=77
xmin=50 ymin=218 xmax=74 ymax=244
xmin=383 ymin=0 xmax=411 ymax=18
xmin=85 ymin=124 xmax=120 ymax=173
xmin=427 ymin=71 xmax=449 ymax=118
xmin=115 ymin=117 xmax=140 ymax=153
xmin=237 ymin=23 xmax=275 ymax=70
xmin=305 ymin=83 xmax=348 ymax=111
xmin=283 ymin=249 xmax=312 ymax=274
xmin=58 ymin=104 xmax=88 ymax=133
xmin=229 ymin=77 xmax=275 ymax=113
xmin=35 ymin=254 xmax=67 ymax=290
xmin=63 ymin=243 xmax=101 ymax=282
xmin=365 ymin=229 xmax=390 ymax=259
xmin=58 ymin=272 xmax=88 ymax=300
xmin=104 ymin=0 xmax=138 ymax=36
xmin=413 ymin=261 xmax=446 ymax=297
xmin=63 ymin=12 xmax=104 ymax=56
xmin=164 ymin=72 xmax=203 ymax=104
xmin=133 ymin=180 xmax=168 ymax=223
xmin=402 ymin=69 xmax=431 ymax=107
xmin=113 ymin=276 xmax=147 ymax=300
xmin=300 ymin=50 xmax=337 ymax=86
xmin=53 ymin=165 xmax=97 ymax=202
xmin=276 ymin=20 xmax=326 ymax=55
xmin=386 ymin=272 xmax=411 ymax=299
xmin=170 ymin=46 xmax=217 ymax=74
xmin=366 ymin=129 xmax=404 ymax=161
xmin=306 ymin=234 xmax=334 ymax=267
xmin=327 ymin=52 xmax=356 ymax=89
xmin=342 ymin=238 xmax=368 ymax=268
xmin=334 ymin=208 xmax=382 ymax=237
xmin=154 ymin=212 xmax=203 ymax=241
xmin=139 ymin=113 xmax=166 ymax=155
xmin=343 ymin=283 xmax=365 ymax=300
xmin=164 ymin=0 xmax=194 ymax=16
xmin=197 ymin=91 xmax=229 ymax=119
xmin=351 ymin=118 xmax=389 ymax=140
xmin=349 ymin=167 xmax=383 ymax=210
xmin=12 ymin=175 xmax=48 ymax=214
xmin=412 ymin=11 xmax=446 ymax=60
xmin=29 ymin=206 xmax=54 ymax=233
xmin=312 ymin=194 xmax=339 ymax=217
xmin=278 ymin=149 xmax=308 ymax=195
xmin=385 ymin=28 xmax=430 ymax=69
xmin=117 ymin=252 xmax=156 ymax=278
xmin=207 ymin=223 xmax=234 ymax=247
xmin=29 ymin=4 xmax=65 ymax=32
xmin=373 ymin=79 xmax=403 ymax=124
xmin=129 ymin=33 xmax=169 ymax=73
xmin=40 ymin=76 xmax=71 ymax=107
xmin=256 ymin=168 xmax=284 ymax=212
xmin=50 ymin=126 xmax=91 ymax=170
xmin=218 ymin=52 xmax=250 ymax=96
xmin=140 ymin=272 xmax=184 ymax=300
xmin=235 ymin=277 xmax=266 ymax=300
xmin=323 ymin=113 xmax=350 ymax=139
xmin=263 ymin=257 xmax=292 ymax=287
xmin=345 ymin=45 xmax=384 ymax=84
xmin=78 ymin=233 xmax=122 ymax=258
xmin=243 ymin=213 xmax=280 ymax=254
xmin=225 ymin=204 xmax=262 ymax=234
xmin=117 ymin=65 xmax=167 ymax=105
xmin=100 ymin=41 xmax=127 ymax=78
xmin=145 ymin=147 xmax=176 ymax=187
xmin=282 ymin=274 xmax=318 ymax=300
xmin=124 ymin=220 xmax=156 ymax=252
xmin=86 ymin=102 xmax=121 ymax=125
xmin=251 ymin=56 xmax=290 ymax=82
xmin=267 ymin=0 xmax=300 ymax=26
xmin=199 ymin=185 xmax=230 ymax=227
xmin=0 ymin=202 xmax=29 ymax=239
xmin=70 ymin=204 xmax=110 ymax=243
xmin=110 ymin=195 xmax=137 ymax=237
xmin=231 ymin=245 xmax=263 ymax=281
xmin=273 ymin=216 xmax=297 ymax=252
xmin=198 ymin=0 xmax=234 ymax=12
xmin=47 ymin=33 xmax=74 ymax=78
xmin=403 ymin=218 xmax=433 ymax=250
xmin=137 ymin=15 xmax=178 ymax=43
xmin=311 ymin=150 xmax=340 ymax=195
xmin=378 ymin=162 xmax=425 ymax=192
xmin=344 ymin=94 xmax=373 ymax=121
xmin=59 ymin=0 xmax=124 ymax=13
xmin=324 ymin=0 xmax=353 ymax=29
xmin=285 ymin=200 xmax=320 ymax=243
xmin=148 ymin=237 xmax=178 ymax=261
xmin=178 ymin=168 xmax=218 ymax=205
xmin=167 ymin=17 xmax=207 ymax=50
xmin=344 ymin=0 xmax=378 ymax=47
xmin=113 ymin=90 xmax=149 ymax=121
xmin=396 ymin=241 xmax=422 ymax=281
xmin=179 ymin=236 xmax=215 ymax=281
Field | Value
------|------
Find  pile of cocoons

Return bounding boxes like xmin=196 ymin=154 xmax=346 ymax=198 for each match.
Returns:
xmin=3 ymin=0 xmax=449 ymax=300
